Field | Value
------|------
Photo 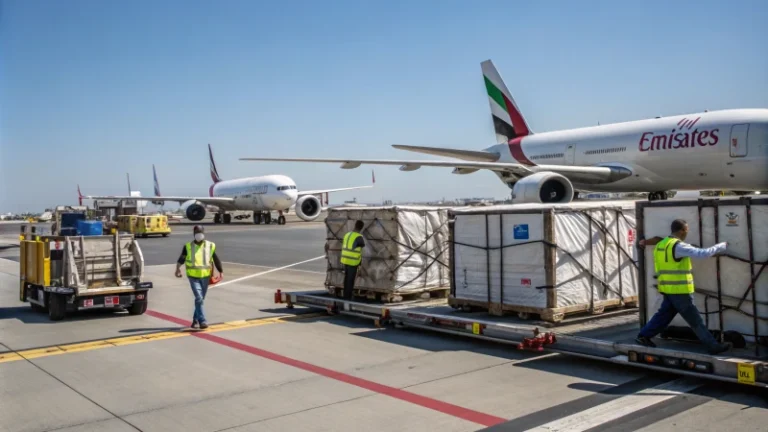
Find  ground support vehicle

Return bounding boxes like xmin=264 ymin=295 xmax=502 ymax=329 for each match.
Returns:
xmin=19 ymin=232 xmax=153 ymax=321
xmin=274 ymin=290 xmax=767 ymax=388
xmin=116 ymin=214 xmax=171 ymax=238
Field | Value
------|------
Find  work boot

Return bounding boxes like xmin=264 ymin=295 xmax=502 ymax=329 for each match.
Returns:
xmin=191 ymin=321 xmax=199 ymax=329
xmin=635 ymin=336 xmax=657 ymax=348
xmin=199 ymin=322 xmax=209 ymax=330
xmin=708 ymin=342 xmax=732 ymax=355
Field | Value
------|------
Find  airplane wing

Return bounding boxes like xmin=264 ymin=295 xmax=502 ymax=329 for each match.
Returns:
xmin=298 ymin=185 xmax=373 ymax=196
xmin=238 ymin=157 xmax=630 ymax=184
xmin=84 ymin=195 xmax=238 ymax=210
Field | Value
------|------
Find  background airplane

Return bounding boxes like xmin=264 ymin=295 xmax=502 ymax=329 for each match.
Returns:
xmin=84 ymin=144 xmax=374 ymax=225
xmin=240 ymin=59 xmax=768 ymax=204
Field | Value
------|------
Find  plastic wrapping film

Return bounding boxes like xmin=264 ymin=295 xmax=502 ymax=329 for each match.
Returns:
xmin=451 ymin=201 xmax=639 ymax=311
xmin=324 ymin=206 xmax=453 ymax=294
xmin=640 ymin=198 xmax=768 ymax=344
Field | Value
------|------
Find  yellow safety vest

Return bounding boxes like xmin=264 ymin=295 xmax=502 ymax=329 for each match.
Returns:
xmin=654 ymin=236 xmax=694 ymax=294
xmin=185 ymin=240 xmax=216 ymax=278
xmin=340 ymin=231 xmax=362 ymax=267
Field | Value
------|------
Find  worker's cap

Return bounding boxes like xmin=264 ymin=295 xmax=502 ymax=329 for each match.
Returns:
xmin=193 ymin=225 xmax=205 ymax=233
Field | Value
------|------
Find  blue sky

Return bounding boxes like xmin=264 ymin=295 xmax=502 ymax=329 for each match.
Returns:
xmin=1 ymin=0 xmax=766 ymax=213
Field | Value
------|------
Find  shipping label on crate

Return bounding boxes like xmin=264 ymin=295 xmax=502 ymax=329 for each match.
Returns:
xmin=521 ymin=278 xmax=532 ymax=287
xmin=627 ymin=229 xmax=635 ymax=245
xmin=513 ymin=224 xmax=529 ymax=240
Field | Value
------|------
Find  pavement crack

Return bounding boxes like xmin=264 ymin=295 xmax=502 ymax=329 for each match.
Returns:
xmin=0 ymin=342 xmax=145 ymax=432
xmin=211 ymin=392 xmax=380 ymax=432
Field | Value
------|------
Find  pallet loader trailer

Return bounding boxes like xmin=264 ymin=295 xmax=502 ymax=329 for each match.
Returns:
xmin=274 ymin=289 xmax=767 ymax=388
xmin=19 ymin=231 xmax=153 ymax=321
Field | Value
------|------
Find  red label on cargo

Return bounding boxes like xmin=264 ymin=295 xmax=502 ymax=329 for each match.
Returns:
xmin=521 ymin=278 xmax=532 ymax=286
xmin=628 ymin=229 xmax=635 ymax=244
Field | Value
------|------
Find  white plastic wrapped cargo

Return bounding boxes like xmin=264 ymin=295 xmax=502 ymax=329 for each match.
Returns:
xmin=324 ymin=206 xmax=453 ymax=299
xmin=638 ymin=197 xmax=768 ymax=346
xmin=449 ymin=201 xmax=639 ymax=322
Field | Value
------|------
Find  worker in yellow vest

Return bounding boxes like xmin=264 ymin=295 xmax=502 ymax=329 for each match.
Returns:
xmin=340 ymin=220 xmax=366 ymax=300
xmin=175 ymin=226 xmax=223 ymax=329
xmin=636 ymin=219 xmax=731 ymax=355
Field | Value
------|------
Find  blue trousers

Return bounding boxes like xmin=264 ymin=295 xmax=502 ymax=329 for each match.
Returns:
xmin=188 ymin=276 xmax=210 ymax=324
xmin=639 ymin=293 xmax=718 ymax=347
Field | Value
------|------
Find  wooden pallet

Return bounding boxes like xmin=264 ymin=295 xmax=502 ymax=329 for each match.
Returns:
xmin=326 ymin=285 xmax=450 ymax=303
xmin=447 ymin=295 xmax=639 ymax=325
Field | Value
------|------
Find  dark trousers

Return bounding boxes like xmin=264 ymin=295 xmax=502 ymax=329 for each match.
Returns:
xmin=638 ymin=293 xmax=718 ymax=347
xmin=343 ymin=264 xmax=358 ymax=299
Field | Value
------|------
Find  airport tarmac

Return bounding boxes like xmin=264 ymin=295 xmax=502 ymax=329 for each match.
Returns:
xmin=1 ymin=221 xmax=765 ymax=432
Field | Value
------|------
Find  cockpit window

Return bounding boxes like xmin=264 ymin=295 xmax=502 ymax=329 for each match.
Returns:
xmin=277 ymin=185 xmax=297 ymax=191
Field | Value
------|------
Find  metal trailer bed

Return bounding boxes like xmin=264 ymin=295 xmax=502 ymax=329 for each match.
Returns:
xmin=274 ymin=290 xmax=767 ymax=388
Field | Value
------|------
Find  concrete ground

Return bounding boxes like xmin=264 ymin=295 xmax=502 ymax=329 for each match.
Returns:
xmin=1 ymin=222 xmax=766 ymax=432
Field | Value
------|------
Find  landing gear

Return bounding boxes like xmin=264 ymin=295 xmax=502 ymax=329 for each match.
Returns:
xmin=648 ymin=191 xmax=669 ymax=201
xmin=254 ymin=211 xmax=274 ymax=225
xmin=214 ymin=213 xmax=221 ymax=224
xmin=277 ymin=210 xmax=286 ymax=225
xmin=224 ymin=214 xmax=232 ymax=224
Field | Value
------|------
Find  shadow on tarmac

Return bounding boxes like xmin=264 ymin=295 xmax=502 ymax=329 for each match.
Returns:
xmin=0 ymin=305 xmax=133 ymax=324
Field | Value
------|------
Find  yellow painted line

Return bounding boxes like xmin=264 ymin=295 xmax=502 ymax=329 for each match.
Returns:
xmin=0 ymin=313 xmax=325 ymax=365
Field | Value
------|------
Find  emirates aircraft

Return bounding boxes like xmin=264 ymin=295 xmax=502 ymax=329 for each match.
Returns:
xmin=84 ymin=144 xmax=373 ymax=225
xmin=240 ymin=60 xmax=768 ymax=204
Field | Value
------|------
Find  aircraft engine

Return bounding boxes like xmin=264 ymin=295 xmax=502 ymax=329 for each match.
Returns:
xmin=511 ymin=172 xmax=575 ymax=204
xmin=181 ymin=200 xmax=207 ymax=221
xmin=295 ymin=195 xmax=322 ymax=221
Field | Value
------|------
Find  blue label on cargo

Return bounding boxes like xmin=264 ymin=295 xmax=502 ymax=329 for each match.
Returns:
xmin=513 ymin=224 xmax=529 ymax=240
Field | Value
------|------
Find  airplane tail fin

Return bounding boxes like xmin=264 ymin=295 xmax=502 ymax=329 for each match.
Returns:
xmin=77 ymin=185 xmax=83 ymax=206
xmin=209 ymin=143 xmax=222 ymax=183
xmin=153 ymin=164 xmax=162 ymax=197
xmin=481 ymin=59 xmax=533 ymax=142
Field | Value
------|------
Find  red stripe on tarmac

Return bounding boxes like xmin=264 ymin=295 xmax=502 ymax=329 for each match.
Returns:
xmin=146 ymin=310 xmax=506 ymax=427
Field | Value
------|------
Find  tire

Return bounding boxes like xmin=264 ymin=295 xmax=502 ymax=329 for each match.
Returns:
xmin=253 ymin=213 xmax=262 ymax=224
xmin=31 ymin=303 xmax=46 ymax=313
xmin=224 ymin=214 xmax=232 ymax=224
xmin=162 ymin=233 xmax=169 ymax=237
xmin=278 ymin=216 xmax=286 ymax=225
xmin=128 ymin=301 xmax=148 ymax=316
xmin=48 ymin=293 xmax=66 ymax=321
xmin=264 ymin=212 xmax=272 ymax=224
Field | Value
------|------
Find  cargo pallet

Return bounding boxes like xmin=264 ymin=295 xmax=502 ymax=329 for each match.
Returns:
xmin=326 ymin=285 xmax=449 ymax=303
xmin=275 ymin=289 xmax=767 ymax=388
xmin=446 ymin=295 xmax=638 ymax=323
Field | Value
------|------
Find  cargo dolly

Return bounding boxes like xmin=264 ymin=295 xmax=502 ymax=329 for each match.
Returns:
xmin=19 ymin=229 xmax=153 ymax=321
xmin=274 ymin=289 xmax=767 ymax=388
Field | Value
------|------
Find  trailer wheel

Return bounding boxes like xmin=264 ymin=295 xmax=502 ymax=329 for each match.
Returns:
xmin=128 ymin=302 xmax=148 ymax=315
xmin=48 ymin=294 xmax=66 ymax=321
xmin=31 ymin=303 xmax=46 ymax=313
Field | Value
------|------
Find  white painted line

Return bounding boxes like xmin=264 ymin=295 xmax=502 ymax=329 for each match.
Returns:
xmin=222 ymin=261 xmax=326 ymax=275
xmin=524 ymin=378 xmax=702 ymax=432
xmin=215 ymin=255 xmax=326 ymax=287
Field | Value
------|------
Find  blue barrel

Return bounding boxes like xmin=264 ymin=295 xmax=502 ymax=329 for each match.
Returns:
xmin=77 ymin=220 xmax=103 ymax=236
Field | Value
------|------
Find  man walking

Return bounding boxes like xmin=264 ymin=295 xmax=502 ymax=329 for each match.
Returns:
xmin=175 ymin=225 xmax=223 ymax=329
xmin=636 ymin=219 xmax=731 ymax=354
xmin=340 ymin=220 xmax=365 ymax=300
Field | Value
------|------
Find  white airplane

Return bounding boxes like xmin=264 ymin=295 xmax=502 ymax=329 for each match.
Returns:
xmin=84 ymin=144 xmax=374 ymax=225
xmin=240 ymin=59 xmax=768 ymax=204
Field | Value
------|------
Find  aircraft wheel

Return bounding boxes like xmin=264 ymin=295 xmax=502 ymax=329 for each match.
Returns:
xmin=660 ymin=191 xmax=669 ymax=200
xmin=264 ymin=212 xmax=272 ymax=224
xmin=278 ymin=216 xmax=286 ymax=225
xmin=214 ymin=214 xmax=221 ymax=224
xmin=253 ymin=213 xmax=262 ymax=224
xmin=224 ymin=214 xmax=232 ymax=224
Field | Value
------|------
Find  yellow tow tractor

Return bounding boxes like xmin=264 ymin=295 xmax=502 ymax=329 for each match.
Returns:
xmin=116 ymin=214 xmax=171 ymax=238
xmin=19 ymin=226 xmax=153 ymax=321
